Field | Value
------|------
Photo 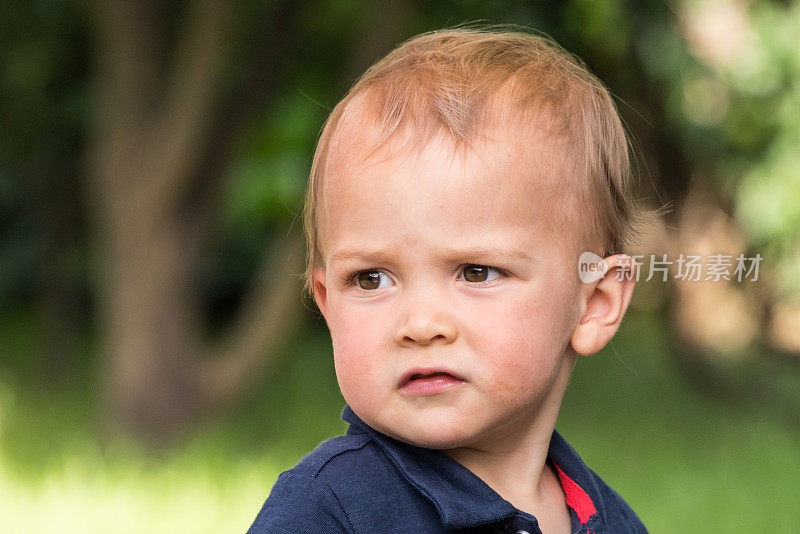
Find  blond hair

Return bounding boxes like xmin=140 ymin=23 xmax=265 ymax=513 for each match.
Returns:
xmin=303 ymin=26 xmax=650 ymax=293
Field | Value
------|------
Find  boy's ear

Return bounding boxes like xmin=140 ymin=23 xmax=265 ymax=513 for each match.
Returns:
xmin=311 ymin=268 xmax=329 ymax=320
xmin=571 ymin=254 xmax=637 ymax=356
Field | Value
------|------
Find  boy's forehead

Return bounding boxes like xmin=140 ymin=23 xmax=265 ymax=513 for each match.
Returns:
xmin=319 ymin=111 xmax=587 ymax=259
xmin=326 ymin=102 xmax=568 ymax=190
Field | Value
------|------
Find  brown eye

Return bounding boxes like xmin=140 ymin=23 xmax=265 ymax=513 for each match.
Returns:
xmin=463 ymin=265 xmax=488 ymax=282
xmin=356 ymin=271 xmax=391 ymax=290
xmin=461 ymin=264 xmax=502 ymax=283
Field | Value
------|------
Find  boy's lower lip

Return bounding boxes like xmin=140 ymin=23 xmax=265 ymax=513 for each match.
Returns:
xmin=398 ymin=373 xmax=465 ymax=396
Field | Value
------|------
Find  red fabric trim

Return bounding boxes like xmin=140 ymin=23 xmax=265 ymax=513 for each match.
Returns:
xmin=552 ymin=461 xmax=597 ymax=525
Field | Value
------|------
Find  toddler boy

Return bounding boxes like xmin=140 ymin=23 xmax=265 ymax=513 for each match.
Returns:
xmin=249 ymin=26 xmax=648 ymax=534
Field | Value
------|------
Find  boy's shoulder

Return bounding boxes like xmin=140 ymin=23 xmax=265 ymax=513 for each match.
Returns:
xmin=246 ymin=424 xmax=440 ymax=534
xmin=279 ymin=428 xmax=374 ymax=479
xmin=247 ymin=406 xmax=648 ymax=534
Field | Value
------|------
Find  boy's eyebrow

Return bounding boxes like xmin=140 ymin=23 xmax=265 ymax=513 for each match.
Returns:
xmin=329 ymin=246 xmax=531 ymax=264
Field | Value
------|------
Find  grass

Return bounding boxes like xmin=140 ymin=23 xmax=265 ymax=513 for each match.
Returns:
xmin=0 ymin=310 xmax=798 ymax=533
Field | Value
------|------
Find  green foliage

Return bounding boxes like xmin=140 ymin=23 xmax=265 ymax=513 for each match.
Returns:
xmin=564 ymin=0 xmax=631 ymax=59
xmin=0 ymin=0 xmax=88 ymax=309
xmin=727 ymin=2 xmax=800 ymax=295
xmin=224 ymin=90 xmax=327 ymax=227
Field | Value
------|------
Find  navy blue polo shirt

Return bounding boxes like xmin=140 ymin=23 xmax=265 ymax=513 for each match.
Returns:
xmin=248 ymin=405 xmax=647 ymax=533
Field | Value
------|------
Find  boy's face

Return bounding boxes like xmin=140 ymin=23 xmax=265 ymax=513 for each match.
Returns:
xmin=313 ymin=126 xmax=585 ymax=450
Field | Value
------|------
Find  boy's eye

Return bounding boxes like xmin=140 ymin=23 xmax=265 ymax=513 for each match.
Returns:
xmin=355 ymin=270 xmax=394 ymax=290
xmin=349 ymin=266 xmax=501 ymax=289
xmin=461 ymin=264 xmax=501 ymax=283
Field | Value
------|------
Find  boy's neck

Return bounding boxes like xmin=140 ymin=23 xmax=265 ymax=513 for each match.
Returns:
xmin=441 ymin=349 xmax=577 ymax=516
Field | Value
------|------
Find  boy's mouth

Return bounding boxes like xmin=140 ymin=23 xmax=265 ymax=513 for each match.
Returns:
xmin=398 ymin=366 xmax=465 ymax=388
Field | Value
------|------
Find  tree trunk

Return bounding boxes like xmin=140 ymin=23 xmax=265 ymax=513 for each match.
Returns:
xmin=98 ymin=202 xmax=207 ymax=442
xmin=85 ymin=0 xmax=306 ymax=446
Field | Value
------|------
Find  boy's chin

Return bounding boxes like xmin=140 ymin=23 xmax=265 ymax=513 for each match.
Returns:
xmin=397 ymin=432 xmax=475 ymax=450
xmin=374 ymin=415 xmax=480 ymax=450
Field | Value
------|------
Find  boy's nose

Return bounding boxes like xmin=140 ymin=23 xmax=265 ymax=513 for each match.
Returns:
xmin=395 ymin=292 xmax=458 ymax=347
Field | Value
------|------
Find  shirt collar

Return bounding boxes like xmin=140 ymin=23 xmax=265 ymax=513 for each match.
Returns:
xmin=341 ymin=404 xmax=603 ymax=532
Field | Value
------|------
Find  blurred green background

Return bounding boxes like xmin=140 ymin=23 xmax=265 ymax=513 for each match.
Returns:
xmin=1 ymin=0 xmax=799 ymax=532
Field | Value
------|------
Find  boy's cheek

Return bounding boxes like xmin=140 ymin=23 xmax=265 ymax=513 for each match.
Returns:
xmin=329 ymin=306 xmax=390 ymax=349
xmin=330 ymin=313 xmax=390 ymax=378
xmin=332 ymin=337 xmax=390 ymax=419
xmin=332 ymin=328 xmax=374 ymax=367
xmin=479 ymin=336 xmax=554 ymax=390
